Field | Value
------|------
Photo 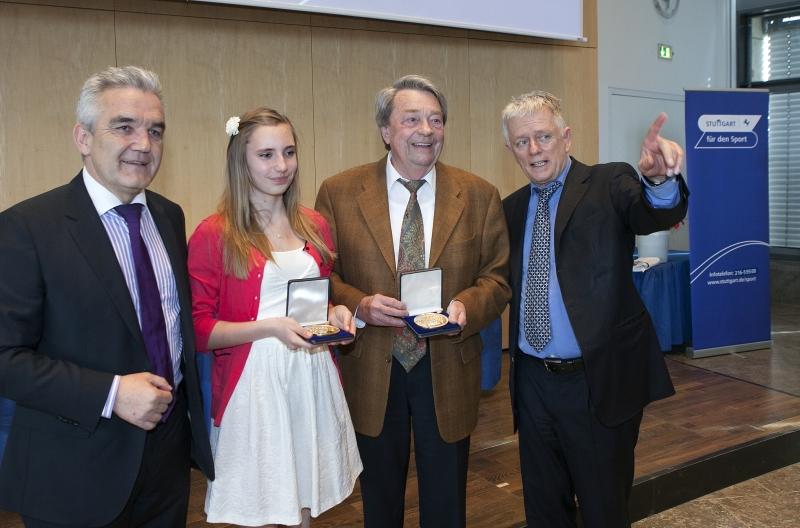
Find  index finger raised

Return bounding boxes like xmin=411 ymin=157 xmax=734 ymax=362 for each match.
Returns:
xmin=644 ymin=112 xmax=668 ymax=145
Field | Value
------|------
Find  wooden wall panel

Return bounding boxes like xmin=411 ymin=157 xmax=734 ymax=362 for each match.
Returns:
xmin=469 ymin=42 xmax=599 ymax=198
xmin=114 ymin=12 xmax=314 ymax=231
xmin=0 ymin=0 xmax=598 ymax=225
xmin=310 ymin=27 xmax=471 ymax=184
xmin=0 ymin=3 xmax=115 ymax=210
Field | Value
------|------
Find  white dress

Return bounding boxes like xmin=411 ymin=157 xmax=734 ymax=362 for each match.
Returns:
xmin=205 ymin=248 xmax=362 ymax=526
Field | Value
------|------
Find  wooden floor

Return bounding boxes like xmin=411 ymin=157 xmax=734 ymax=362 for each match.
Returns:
xmin=183 ymin=355 xmax=800 ymax=527
xmin=4 ymin=309 xmax=800 ymax=527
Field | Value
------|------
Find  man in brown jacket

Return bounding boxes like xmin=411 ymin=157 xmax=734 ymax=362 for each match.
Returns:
xmin=315 ymin=75 xmax=510 ymax=527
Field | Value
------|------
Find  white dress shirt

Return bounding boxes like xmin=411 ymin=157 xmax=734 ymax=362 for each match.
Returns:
xmin=82 ymin=169 xmax=183 ymax=418
xmin=385 ymin=152 xmax=436 ymax=267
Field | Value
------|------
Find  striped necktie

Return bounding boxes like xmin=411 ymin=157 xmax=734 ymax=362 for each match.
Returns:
xmin=115 ymin=204 xmax=175 ymax=419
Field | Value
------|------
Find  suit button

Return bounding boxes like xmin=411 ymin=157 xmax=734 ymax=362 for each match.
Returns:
xmin=386 ymin=357 xmax=391 ymax=364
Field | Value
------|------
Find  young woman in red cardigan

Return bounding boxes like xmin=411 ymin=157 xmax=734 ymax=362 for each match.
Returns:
xmin=188 ymin=107 xmax=362 ymax=527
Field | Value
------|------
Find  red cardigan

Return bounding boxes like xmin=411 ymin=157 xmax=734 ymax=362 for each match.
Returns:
xmin=187 ymin=208 xmax=335 ymax=426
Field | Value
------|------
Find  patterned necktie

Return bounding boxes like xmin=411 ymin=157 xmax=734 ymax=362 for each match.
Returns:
xmin=392 ymin=179 xmax=427 ymax=372
xmin=115 ymin=204 xmax=175 ymax=398
xmin=524 ymin=182 xmax=562 ymax=351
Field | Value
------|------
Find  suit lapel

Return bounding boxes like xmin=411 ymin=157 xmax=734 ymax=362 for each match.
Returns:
xmin=429 ymin=164 xmax=464 ymax=267
xmin=357 ymin=158 xmax=397 ymax=274
xmin=554 ymin=158 xmax=590 ymax=256
xmin=508 ymin=186 xmax=532 ymax=291
xmin=64 ymin=175 xmax=143 ymax=346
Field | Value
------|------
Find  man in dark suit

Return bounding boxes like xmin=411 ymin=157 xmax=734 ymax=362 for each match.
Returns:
xmin=315 ymin=75 xmax=510 ymax=527
xmin=0 ymin=66 xmax=214 ymax=527
xmin=501 ymin=91 xmax=687 ymax=527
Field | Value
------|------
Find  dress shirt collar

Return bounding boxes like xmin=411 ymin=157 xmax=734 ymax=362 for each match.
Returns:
xmin=82 ymin=167 xmax=147 ymax=216
xmin=529 ymin=157 xmax=572 ymax=193
xmin=385 ymin=152 xmax=437 ymax=195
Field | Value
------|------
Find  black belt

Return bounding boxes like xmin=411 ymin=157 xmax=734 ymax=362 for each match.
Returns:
xmin=522 ymin=354 xmax=584 ymax=374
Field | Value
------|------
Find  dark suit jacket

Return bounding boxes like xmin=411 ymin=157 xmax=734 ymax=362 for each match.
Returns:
xmin=503 ymin=158 xmax=689 ymax=427
xmin=0 ymin=174 xmax=214 ymax=526
xmin=316 ymin=158 xmax=511 ymax=442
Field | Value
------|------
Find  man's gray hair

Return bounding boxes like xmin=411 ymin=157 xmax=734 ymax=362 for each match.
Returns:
xmin=375 ymin=75 xmax=448 ymax=150
xmin=76 ymin=66 xmax=163 ymax=131
xmin=501 ymin=90 xmax=567 ymax=146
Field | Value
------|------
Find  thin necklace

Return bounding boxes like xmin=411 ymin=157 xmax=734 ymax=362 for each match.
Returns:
xmin=253 ymin=208 xmax=286 ymax=239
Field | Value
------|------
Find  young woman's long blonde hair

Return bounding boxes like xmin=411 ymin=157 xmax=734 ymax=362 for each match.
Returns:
xmin=219 ymin=107 xmax=334 ymax=279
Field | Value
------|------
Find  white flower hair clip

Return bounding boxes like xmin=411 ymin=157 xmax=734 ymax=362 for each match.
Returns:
xmin=225 ymin=116 xmax=240 ymax=137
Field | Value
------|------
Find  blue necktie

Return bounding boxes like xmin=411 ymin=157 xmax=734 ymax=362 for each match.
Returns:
xmin=115 ymin=204 xmax=175 ymax=412
xmin=524 ymin=182 xmax=562 ymax=351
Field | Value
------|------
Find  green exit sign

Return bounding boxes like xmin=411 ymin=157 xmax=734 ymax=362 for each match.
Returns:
xmin=658 ymin=43 xmax=673 ymax=60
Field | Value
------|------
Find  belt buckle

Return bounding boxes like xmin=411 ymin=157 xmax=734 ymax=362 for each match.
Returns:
xmin=543 ymin=358 xmax=562 ymax=373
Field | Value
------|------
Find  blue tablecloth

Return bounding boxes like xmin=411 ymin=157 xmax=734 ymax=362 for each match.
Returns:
xmin=0 ymin=397 xmax=14 ymax=461
xmin=479 ymin=319 xmax=502 ymax=390
xmin=198 ymin=352 xmax=212 ymax=432
xmin=632 ymin=252 xmax=692 ymax=352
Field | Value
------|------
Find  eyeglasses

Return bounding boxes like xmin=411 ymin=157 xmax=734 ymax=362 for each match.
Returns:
xmin=512 ymin=133 xmax=556 ymax=151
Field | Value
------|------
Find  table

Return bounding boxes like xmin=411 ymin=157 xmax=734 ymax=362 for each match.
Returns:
xmin=0 ymin=397 xmax=13 ymax=461
xmin=632 ymin=252 xmax=692 ymax=352
xmin=479 ymin=319 xmax=502 ymax=390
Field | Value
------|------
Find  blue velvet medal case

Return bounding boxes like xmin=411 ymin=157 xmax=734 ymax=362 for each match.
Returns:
xmin=400 ymin=268 xmax=461 ymax=338
xmin=286 ymin=277 xmax=353 ymax=344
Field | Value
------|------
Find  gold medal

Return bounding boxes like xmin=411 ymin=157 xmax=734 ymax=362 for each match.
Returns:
xmin=413 ymin=312 xmax=449 ymax=329
xmin=306 ymin=324 xmax=339 ymax=336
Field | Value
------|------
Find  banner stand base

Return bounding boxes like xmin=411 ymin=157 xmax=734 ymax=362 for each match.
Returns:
xmin=686 ymin=340 xmax=772 ymax=359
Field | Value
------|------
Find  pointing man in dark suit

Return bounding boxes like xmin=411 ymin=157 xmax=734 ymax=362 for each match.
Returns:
xmin=501 ymin=91 xmax=687 ymax=527
xmin=0 ymin=66 xmax=214 ymax=527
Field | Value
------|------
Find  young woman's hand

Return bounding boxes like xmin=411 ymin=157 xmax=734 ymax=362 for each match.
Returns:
xmin=262 ymin=317 xmax=315 ymax=349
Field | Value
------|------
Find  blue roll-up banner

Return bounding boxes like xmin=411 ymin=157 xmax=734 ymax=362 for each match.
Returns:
xmin=684 ymin=89 xmax=771 ymax=358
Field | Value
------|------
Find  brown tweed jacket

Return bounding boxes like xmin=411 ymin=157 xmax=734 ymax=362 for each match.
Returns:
xmin=315 ymin=157 xmax=510 ymax=442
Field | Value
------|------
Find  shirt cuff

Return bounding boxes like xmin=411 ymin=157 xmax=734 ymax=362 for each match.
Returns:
xmin=353 ymin=305 xmax=367 ymax=329
xmin=642 ymin=175 xmax=680 ymax=208
xmin=102 ymin=375 xmax=121 ymax=419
